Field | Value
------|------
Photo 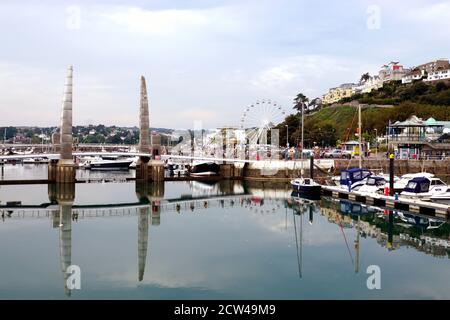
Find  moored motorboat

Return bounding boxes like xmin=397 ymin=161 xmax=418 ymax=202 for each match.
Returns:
xmin=290 ymin=178 xmax=321 ymax=199
xmin=358 ymin=176 xmax=386 ymax=194
xmin=23 ymin=157 xmax=49 ymax=164
xmin=339 ymin=168 xmax=373 ymax=191
xmin=395 ymin=172 xmax=434 ymax=192
xmin=89 ymin=158 xmax=133 ymax=170
xmin=430 ymin=187 xmax=450 ymax=204
xmin=173 ymin=164 xmax=188 ymax=176
xmin=400 ymin=177 xmax=447 ymax=198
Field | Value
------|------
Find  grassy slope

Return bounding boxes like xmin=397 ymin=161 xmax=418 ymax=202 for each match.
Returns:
xmin=304 ymin=103 xmax=450 ymax=141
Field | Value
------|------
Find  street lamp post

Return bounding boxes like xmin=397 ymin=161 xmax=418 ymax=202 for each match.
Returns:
xmin=374 ymin=129 xmax=378 ymax=158
xmin=285 ymin=125 xmax=289 ymax=147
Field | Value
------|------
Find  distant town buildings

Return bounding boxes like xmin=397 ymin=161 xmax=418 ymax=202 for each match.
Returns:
xmin=323 ymin=58 xmax=450 ymax=104
xmin=379 ymin=61 xmax=410 ymax=82
xmin=322 ymin=83 xmax=356 ymax=104
xmin=403 ymin=59 xmax=450 ymax=84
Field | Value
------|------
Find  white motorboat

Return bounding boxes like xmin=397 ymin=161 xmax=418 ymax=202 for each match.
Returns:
xmin=395 ymin=172 xmax=435 ymax=192
xmin=23 ymin=157 xmax=49 ymax=164
xmin=173 ymin=164 xmax=188 ymax=176
xmin=358 ymin=176 xmax=386 ymax=194
xmin=400 ymin=176 xmax=447 ymax=198
xmin=430 ymin=187 xmax=450 ymax=203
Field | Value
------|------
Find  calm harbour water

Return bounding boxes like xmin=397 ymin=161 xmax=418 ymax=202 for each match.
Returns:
xmin=1 ymin=164 xmax=450 ymax=299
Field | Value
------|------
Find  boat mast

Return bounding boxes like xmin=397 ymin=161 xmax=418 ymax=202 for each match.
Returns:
xmin=358 ymin=104 xmax=362 ymax=169
xmin=301 ymin=101 xmax=304 ymax=177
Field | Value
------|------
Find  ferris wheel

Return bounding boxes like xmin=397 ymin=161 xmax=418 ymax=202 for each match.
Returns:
xmin=240 ymin=99 xmax=287 ymax=143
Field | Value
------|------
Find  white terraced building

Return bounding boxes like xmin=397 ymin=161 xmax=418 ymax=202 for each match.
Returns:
xmin=424 ymin=69 xmax=450 ymax=82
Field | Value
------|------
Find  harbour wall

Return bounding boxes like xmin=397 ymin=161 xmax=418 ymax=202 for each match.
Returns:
xmin=239 ymin=159 xmax=450 ymax=181
xmin=331 ymin=159 xmax=450 ymax=176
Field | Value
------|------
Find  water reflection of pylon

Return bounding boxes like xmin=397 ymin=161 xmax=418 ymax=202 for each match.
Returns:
xmin=135 ymin=181 xmax=164 ymax=282
xmin=49 ymin=183 xmax=76 ymax=297
xmin=138 ymin=207 xmax=149 ymax=282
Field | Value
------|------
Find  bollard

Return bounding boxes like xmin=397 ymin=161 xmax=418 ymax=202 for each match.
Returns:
xmin=389 ymin=153 xmax=395 ymax=196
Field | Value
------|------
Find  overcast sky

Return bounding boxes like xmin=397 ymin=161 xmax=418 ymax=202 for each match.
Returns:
xmin=0 ymin=0 xmax=449 ymax=129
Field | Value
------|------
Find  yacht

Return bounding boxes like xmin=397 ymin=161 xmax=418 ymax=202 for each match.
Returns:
xmin=190 ymin=161 xmax=220 ymax=176
xmin=77 ymin=156 xmax=98 ymax=169
xmin=88 ymin=157 xmax=133 ymax=171
xmin=289 ymin=97 xmax=322 ymax=198
xmin=400 ymin=176 xmax=447 ymax=198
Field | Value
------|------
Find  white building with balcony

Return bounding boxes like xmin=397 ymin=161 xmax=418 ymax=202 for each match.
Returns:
xmin=424 ymin=69 xmax=450 ymax=82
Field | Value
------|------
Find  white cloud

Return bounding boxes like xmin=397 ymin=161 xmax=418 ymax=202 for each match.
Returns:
xmin=100 ymin=6 xmax=243 ymax=38
xmin=252 ymin=55 xmax=377 ymax=99
xmin=406 ymin=2 xmax=450 ymax=28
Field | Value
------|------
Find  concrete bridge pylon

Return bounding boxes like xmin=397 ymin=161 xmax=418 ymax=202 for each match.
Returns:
xmin=49 ymin=66 xmax=76 ymax=183
xmin=136 ymin=76 xmax=164 ymax=182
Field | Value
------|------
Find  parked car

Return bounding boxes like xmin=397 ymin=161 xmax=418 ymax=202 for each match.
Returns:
xmin=323 ymin=149 xmax=352 ymax=159
xmin=302 ymin=149 xmax=314 ymax=158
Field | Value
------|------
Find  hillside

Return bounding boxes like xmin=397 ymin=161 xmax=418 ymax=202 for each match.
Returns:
xmin=341 ymin=79 xmax=450 ymax=106
xmin=276 ymin=80 xmax=450 ymax=148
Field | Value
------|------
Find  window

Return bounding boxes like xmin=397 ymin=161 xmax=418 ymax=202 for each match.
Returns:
xmin=420 ymin=182 xmax=430 ymax=192
xmin=406 ymin=182 xmax=417 ymax=189
xmin=353 ymin=171 xmax=362 ymax=180
xmin=341 ymin=172 xmax=349 ymax=180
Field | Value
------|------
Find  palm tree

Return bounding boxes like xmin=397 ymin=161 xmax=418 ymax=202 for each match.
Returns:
xmin=293 ymin=93 xmax=309 ymax=112
xmin=360 ymin=72 xmax=371 ymax=83
xmin=308 ymin=97 xmax=322 ymax=111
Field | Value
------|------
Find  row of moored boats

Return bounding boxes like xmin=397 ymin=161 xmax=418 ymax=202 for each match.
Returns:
xmin=291 ymin=168 xmax=450 ymax=202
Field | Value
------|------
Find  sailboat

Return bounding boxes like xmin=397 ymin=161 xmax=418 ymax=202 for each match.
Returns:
xmin=290 ymin=99 xmax=321 ymax=197
xmin=338 ymin=104 xmax=374 ymax=192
